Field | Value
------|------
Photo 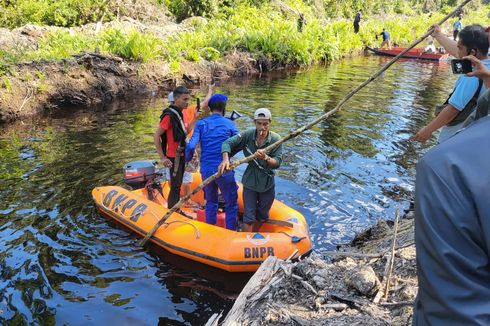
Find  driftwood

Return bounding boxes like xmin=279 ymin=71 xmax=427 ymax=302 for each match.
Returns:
xmin=379 ymin=301 xmax=414 ymax=308
xmin=384 ymin=209 xmax=400 ymax=300
xmin=221 ymin=256 xmax=281 ymax=325
xmin=319 ymin=239 xmax=416 ymax=259
xmin=138 ymin=0 xmax=473 ymax=247
xmin=205 ymin=312 xmax=223 ymax=326
xmin=373 ymin=209 xmax=400 ymax=303
xmin=321 ymin=251 xmax=385 ymax=258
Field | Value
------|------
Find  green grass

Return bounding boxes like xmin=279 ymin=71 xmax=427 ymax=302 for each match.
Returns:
xmin=1 ymin=1 xmax=489 ymax=76
xmin=0 ymin=0 xmax=114 ymax=28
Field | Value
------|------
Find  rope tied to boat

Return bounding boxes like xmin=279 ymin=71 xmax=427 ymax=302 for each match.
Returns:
xmin=162 ymin=220 xmax=201 ymax=239
xmin=99 ymin=192 xmax=111 ymax=211
xmin=137 ymin=0 xmax=474 ymax=247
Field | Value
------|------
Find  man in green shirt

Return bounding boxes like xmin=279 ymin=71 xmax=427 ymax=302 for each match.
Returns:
xmin=219 ymin=108 xmax=283 ymax=232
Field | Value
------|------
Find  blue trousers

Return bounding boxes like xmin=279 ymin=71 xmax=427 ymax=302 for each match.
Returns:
xmin=201 ymin=170 xmax=238 ymax=230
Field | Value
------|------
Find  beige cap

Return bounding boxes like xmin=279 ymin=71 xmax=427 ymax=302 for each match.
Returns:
xmin=254 ymin=108 xmax=272 ymax=120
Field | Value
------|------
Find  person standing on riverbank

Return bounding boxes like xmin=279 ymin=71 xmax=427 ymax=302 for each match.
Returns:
xmin=154 ymin=86 xmax=200 ymax=208
xmin=219 ymin=108 xmax=282 ymax=233
xmin=297 ymin=13 xmax=307 ymax=32
xmin=353 ymin=11 xmax=361 ymax=34
xmin=377 ymin=28 xmax=391 ymax=49
xmin=453 ymin=16 xmax=463 ymax=40
xmin=413 ymin=56 xmax=490 ymax=325
xmin=412 ymin=24 xmax=490 ymax=143
xmin=185 ymin=94 xmax=240 ymax=230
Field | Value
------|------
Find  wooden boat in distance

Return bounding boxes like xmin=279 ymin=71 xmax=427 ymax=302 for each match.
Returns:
xmin=366 ymin=46 xmax=449 ymax=62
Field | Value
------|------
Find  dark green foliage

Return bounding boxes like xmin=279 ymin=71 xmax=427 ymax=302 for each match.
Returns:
xmin=163 ymin=0 xmax=219 ymax=22
xmin=0 ymin=0 xmax=112 ymax=28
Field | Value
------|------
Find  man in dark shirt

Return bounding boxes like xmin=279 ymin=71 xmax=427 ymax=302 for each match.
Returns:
xmin=353 ymin=11 xmax=361 ymax=34
xmin=297 ymin=13 xmax=306 ymax=32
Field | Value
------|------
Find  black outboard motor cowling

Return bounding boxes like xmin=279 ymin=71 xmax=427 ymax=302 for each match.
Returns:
xmin=123 ymin=160 xmax=157 ymax=189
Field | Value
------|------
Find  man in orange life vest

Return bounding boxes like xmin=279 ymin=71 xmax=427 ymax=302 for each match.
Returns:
xmin=162 ymin=84 xmax=214 ymax=206
xmin=154 ymin=86 xmax=201 ymax=208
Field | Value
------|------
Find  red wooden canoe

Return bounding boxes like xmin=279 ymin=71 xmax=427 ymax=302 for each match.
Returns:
xmin=367 ymin=46 xmax=449 ymax=62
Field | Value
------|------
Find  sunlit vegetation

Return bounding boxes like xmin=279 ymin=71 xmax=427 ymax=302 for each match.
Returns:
xmin=0 ymin=0 xmax=113 ymax=28
xmin=0 ymin=0 xmax=489 ymax=75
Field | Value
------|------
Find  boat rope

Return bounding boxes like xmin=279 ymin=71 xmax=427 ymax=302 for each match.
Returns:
xmin=118 ymin=206 xmax=134 ymax=220
xmin=137 ymin=0 xmax=473 ymax=247
xmin=162 ymin=221 xmax=201 ymax=239
xmin=99 ymin=192 xmax=111 ymax=211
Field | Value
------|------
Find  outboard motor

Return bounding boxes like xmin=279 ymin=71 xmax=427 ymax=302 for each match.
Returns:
xmin=123 ymin=160 xmax=157 ymax=189
xmin=228 ymin=110 xmax=242 ymax=121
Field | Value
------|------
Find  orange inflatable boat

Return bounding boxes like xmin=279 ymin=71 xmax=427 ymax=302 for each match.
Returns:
xmin=92 ymin=161 xmax=312 ymax=272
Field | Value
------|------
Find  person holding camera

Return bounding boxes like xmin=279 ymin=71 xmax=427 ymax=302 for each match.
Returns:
xmin=413 ymin=57 xmax=490 ymax=326
xmin=464 ymin=54 xmax=490 ymax=119
xmin=412 ymin=25 xmax=490 ymax=143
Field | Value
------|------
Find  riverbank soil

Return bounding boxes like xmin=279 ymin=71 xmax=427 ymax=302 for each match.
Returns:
xmin=0 ymin=21 xmax=260 ymax=123
xmin=214 ymin=213 xmax=416 ymax=325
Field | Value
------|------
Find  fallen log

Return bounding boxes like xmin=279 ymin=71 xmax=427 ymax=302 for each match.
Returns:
xmin=221 ymin=256 xmax=281 ymax=325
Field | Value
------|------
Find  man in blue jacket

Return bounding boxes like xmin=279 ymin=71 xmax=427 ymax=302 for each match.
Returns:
xmin=413 ymin=43 xmax=490 ymax=326
xmin=186 ymin=94 xmax=240 ymax=230
xmin=414 ymin=116 xmax=490 ymax=325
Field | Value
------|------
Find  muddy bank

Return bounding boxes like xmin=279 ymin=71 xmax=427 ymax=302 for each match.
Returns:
xmin=0 ymin=15 xmax=277 ymax=123
xmin=0 ymin=47 xmax=261 ymax=123
xmin=211 ymin=212 xmax=416 ymax=325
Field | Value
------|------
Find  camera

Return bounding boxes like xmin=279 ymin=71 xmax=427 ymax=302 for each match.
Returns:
xmin=451 ymin=59 xmax=472 ymax=74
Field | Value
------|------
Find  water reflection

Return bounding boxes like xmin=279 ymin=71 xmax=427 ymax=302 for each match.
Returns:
xmin=0 ymin=56 xmax=456 ymax=324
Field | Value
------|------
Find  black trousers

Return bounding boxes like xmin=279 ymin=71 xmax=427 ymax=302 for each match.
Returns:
xmin=168 ymin=156 xmax=185 ymax=208
xmin=354 ymin=22 xmax=359 ymax=33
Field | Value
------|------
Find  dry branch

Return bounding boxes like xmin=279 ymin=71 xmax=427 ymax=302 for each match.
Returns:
xmin=384 ymin=208 xmax=400 ymax=300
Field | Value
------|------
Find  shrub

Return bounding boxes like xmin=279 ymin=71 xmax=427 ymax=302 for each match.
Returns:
xmin=0 ymin=0 xmax=112 ymax=28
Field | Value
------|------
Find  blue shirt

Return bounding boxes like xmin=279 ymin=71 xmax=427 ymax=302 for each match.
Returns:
xmin=448 ymin=59 xmax=490 ymax=111
xmin=380 ymin=31 xmax=390 ymax=41
xmin=453 ymin=20 xmax=463 ymax=31
xmin=186 ymin=113 xmax=239 ymax=174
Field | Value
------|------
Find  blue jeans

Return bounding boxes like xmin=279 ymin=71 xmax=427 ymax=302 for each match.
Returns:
xmin=201 ymin=170 xmax=238 ymax=230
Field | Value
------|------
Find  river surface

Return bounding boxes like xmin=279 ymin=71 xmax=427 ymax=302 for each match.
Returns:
xmin=0 ymin=55 xmax=457 ymax=325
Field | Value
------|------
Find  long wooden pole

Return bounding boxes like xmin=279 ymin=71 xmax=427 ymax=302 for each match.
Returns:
xmin=138 ymin=0 xmax=472 ymax=247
